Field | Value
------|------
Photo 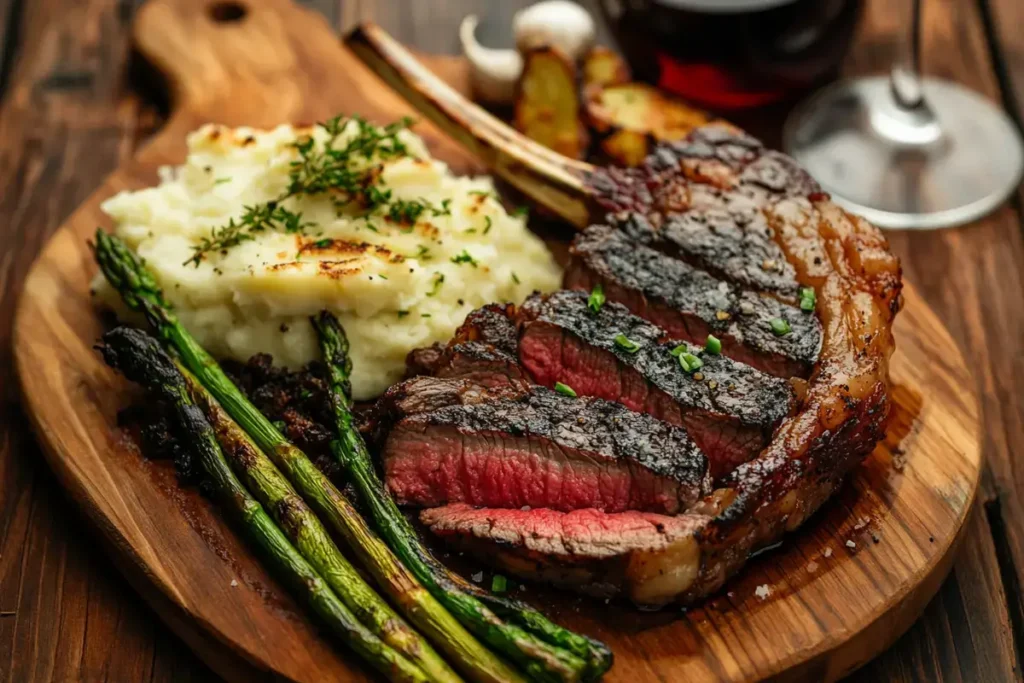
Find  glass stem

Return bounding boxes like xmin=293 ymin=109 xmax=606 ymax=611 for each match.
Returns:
xmin=889 ymin=0 xmax=925 ymax=110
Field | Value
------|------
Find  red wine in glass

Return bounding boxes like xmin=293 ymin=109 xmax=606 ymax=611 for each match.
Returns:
xmin=598 ymin=0 xmax=864 ymax=109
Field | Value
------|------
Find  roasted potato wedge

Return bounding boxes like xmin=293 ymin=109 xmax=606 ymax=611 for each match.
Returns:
xmin=586 ymin=83 xmax=712 ymax=166
xmin=581 ymin=46 xmax=631 ymax=90
xmin=514 ymin=46 xmax=589 ymax=159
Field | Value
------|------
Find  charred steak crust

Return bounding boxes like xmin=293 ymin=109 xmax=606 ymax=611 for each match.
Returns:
xmin=565 ymin=225 xmax=822 ymax=378
xmin=612 ymin=209 xmax=801 ymax=302
xmin=517 ymin=290 xmax=796 ymax=478
xmin=382 ymin=378 xmax=711 ymax=514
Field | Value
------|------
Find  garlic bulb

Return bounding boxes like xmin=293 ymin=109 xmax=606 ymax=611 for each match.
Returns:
xmin=460 ymin=14 xmax=523 ymax=105
xmin=513 ymin=1 xmax=596 ymax=63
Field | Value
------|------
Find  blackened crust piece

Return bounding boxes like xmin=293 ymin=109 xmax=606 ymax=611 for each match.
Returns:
xmin=405 ymin=303 xmax=527 ymax=388
xmin=421 ymin=504 xmax=708 ymax=601
xmin=381 ymin=377 xmax=711 ymax=515
xmin=612 ymin=209 xmax=801 ymax=302
xmin=565 ymin=225 xmax=822 ymax=378
xmin=517 ymin=290 xmax=796 ymax=478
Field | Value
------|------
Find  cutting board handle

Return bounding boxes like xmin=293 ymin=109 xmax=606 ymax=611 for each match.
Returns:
xmin=133 ymin=0 xmax=336 ymax=131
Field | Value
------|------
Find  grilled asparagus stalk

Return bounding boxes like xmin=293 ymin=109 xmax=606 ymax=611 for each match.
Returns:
xmin=98 ymin=326 xmax=430 ymax=683
xmin=312 ymin=311 xmax=614 ymax=682
xmin=92 ymin=230 xmax=528 ymax=683
xmin=177 ymin=355 xmax=459 ymax=683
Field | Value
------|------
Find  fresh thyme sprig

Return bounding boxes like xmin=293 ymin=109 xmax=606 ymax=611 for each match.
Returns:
xmin=185 ymin=114 xmax=446 ymax=267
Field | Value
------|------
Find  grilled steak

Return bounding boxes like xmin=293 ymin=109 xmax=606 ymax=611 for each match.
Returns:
xmin=564 ymin=224 xmax=821 ymax=378
xmin=421 ymin=504 xmax=708 ymax=602
xmin=612 ymin=209 xmax=800 ymax=302
xmin=406 ymin=303 xmax=527 ymax=388
xmin=517 ymin=290 xmax=796 ymax=478
xmin=381 ymin=377 xmax=712 ymax=514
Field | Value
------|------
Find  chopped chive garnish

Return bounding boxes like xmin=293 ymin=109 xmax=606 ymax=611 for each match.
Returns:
xmin=483 ymin=216 xmax=493 ymax=234
xmin=377 ymin=274 xmax=388 ymax=280
xmin=554 ymin=382 xmax=577 ymax=397
xmin=613 ymin=333 xmax=640 ymax=353
xmin=799 ymin=286 xmax=816 ymax=312
xmin=313 ymin=238 xmax=333 ymax=248
xmin=426 ymin=272 xmax=444 ymax=296
xmin=677 ymin=352 xmax=704 ymax=373
xmin=770 ymin=318 xmax=792 ymax=335
xmin=451 ymin=249 xmax=479 ymax=267
xmin=705 ymin=334 xmax=722 ymax=354
xmin=511 ymin=271 xmax=521 ymax=284
xmin=421 ymin=313 xmax=432 ymax=318
xmin=214 ymin=177 xmax=231 ymax=185
xmin=397 ymin=310 xmax=409 ymax=318
xmin=587 ymin=284 xmax=605 ymax=314
xmin=512 ymin=205 xmax=529 ymax=218
xmin=491 ymin=574 xmax=508 ymax=593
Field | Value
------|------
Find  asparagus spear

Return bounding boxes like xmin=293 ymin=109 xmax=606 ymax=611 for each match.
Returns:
xmin=93 ymin=230 xmax=524 ymax=683
xmin=312 ymin=312 xmax=614 ymax=682
xmin=98 ymin=326 xmax=430 ymax=683
xmin=179 ymin=356 xmax=459 ymax=683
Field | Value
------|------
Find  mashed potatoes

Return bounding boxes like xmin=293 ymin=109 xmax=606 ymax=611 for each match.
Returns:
xmin=94 ymin=119 xmax=561 ymax=399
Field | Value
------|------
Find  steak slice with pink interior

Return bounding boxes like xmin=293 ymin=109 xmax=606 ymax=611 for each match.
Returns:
xmin=564 ymin=224 xmax=821 ymax=378
xmin=420 ymin=504 xmax=709 ymax=602
xmin=517 ymin=290 xmax=796 ymax=478
xmin=380 ymin=377 xmax=711 ymax=514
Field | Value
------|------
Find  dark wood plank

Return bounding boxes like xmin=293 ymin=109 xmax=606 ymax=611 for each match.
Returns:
xmin=0 ymin=0 xmax=212 ymax=681
xmin=842 ymin=0 xmax=1024 ymax=680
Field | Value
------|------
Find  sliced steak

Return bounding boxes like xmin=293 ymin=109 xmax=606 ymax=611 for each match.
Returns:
xmin=564 ymin=225 xmax=821 ymax=378
xmin=381 ymin=377 xmax=711 ymax=514
xmin=421 ymin=504 xmax=709 ymax=602
xmin=612 ymin=209 xmax=801 ymax=302
xmin=517 ymin=290 xmax=796 ymax=478
xmin=407 ymin=303 xmax=527 ymax=388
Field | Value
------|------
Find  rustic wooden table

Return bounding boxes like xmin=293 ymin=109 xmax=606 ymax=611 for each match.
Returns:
xmin=0 ymin=0 xmax=1021 ymax=681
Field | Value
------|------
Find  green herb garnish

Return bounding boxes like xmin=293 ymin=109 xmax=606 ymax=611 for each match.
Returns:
xmin=426 ymin=272 xmax=445 ymax=296
xmin=483 ymin=216 xmax=492 ymax=234
xmin=451 ymin=250 xmax=479 ymax=267
xmin=613 ymin=333 xmax=640 ymax=353
xmin=491 ymin=574 xmax=508 ymax=593
xmin=554 ymin=382 xmax=577 ymax=397
xmin=799 ymin=286 xmax=816 ymax=312
xmin=705 ymin=334 xmax=722 ymax=354
xmin=770 ymin=318 xmax=792 ymax=336
xmin=511 ymin=272 xmax=521 ymax=284
xmin=185 ymin=115 xmax=448 ymax=266
xmin=587 ymin=284 xmax=605 ymax=314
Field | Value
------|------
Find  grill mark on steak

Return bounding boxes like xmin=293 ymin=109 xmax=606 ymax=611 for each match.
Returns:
xmin=565 ymin=225 xmax=822 ymax=378
xmin=381 ymin=377 xmax=711 ymax=514
xmin=421 ymin=504 xmax=709 ymax=600
xmin=517 ymin=290 xmax=796 ymax=478
xmin=612 ymin=209 xmax=801 ymax=302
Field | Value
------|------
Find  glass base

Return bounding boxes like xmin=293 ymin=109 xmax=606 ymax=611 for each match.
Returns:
xmin=783 ymin=76 xmax=1024 ymax=230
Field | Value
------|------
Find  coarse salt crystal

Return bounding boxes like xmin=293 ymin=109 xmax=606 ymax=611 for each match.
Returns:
xmin=754 ymin=584 xmax=771 ymax=600
xmin=471 ymin=572 xmax=484 ymax=583
xmin=807 ymin=561 xmax=819 ymax=573
xmin=846 ymin=540 xmax=856 ymax=549
xmin=230 ymin=579 xmax=238 ymax=587
xmin=823 ymin=547 xmax=833 ymax=558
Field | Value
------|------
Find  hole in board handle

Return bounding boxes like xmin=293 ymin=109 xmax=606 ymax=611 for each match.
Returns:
xmin=209 ymin=1 xmax=247 ymax=23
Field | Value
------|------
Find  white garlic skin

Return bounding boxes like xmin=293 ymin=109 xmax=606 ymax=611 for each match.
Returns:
xmin=461 ymin=14 xmax=524 ymax=105
xmin=513 ymin=0 xmax=597 ymax=63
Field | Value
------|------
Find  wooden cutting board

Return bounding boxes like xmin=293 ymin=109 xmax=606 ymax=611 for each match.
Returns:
xmin=12 ymin=0 xmax=983 ymax=681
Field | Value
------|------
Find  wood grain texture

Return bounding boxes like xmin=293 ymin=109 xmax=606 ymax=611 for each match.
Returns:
xmin=9 ymin=0 xmax=985 ymax=682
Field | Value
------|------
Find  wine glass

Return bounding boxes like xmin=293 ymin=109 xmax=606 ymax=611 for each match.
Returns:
xmin=783 ymin=0 xmax=1024 ymax=230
